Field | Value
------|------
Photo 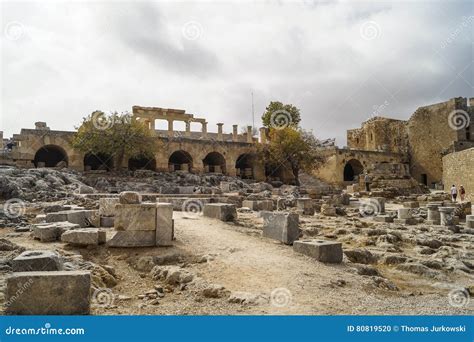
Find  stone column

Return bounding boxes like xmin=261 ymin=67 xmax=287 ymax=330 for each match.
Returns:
xmin=232 ymin=125 xmax=238 ymax=142
xmin=167 ymin=119 xmax=173 ymax=138
xmin=426 ymin=203 xmax=440 ymax=225
xmin=217 ymin=123 xmax=223 ymax=141
xmin=246 ymin=126 xmax=253 ymax=143
xmin=259 ymin=127 xmax=267 ymax=144
xmin=185 ymin=121 xmax=191 ymax=137
xmin=439 ymin=207 xmax=455 ymax=226
xmin=202 ymin=122 xmax=208 ymax=139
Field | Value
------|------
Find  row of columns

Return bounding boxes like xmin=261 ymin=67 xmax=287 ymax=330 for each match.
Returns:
xmin=140 ymin=118 xmax=268 ymax=144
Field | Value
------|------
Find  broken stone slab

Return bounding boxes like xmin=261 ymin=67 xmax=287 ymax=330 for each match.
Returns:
xmin=61 ymin=228 xmax=106 ymax=246
xmin=320 ymin=204 xmax=336 ymax=216
xmin=33 ymin=222 xmax=79 ymax=242
xmin=100 ymin=216 xmax=115 ymax=227
xmin=119 ymin=191 xmax=142 ymax=204
xmin=203 ymin=203 xmax=237 ymax=222
xmin=373 ymin=215 xmax=394 ymax=223
xmin=261 ymin=211 xmax=300 ymax=245
xmin=5 ymin=271 xmax=91 ymax=315
xmin=12 ymin=250 xmax=62 ymax=272
xmin=107 ymin=230 xmax=156 ymax=247
xmin=99 ymin=198 xmax=119 ymax=217
xmin=115 ymin=203 xmax=157 ymax=231
xmin=293 ymin=239 xmax=342 ymax=263
xmin=156 ymin=203 xmax=173 ymax=247
xmin=296 ymin=198 xmax=315 ymax=215
xmin=45 ymin=210 xmax=99 ymax=228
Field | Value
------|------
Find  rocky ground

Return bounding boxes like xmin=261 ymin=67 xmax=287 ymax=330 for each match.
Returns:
xmin=0 ymin=167 xmax=473 ymax=315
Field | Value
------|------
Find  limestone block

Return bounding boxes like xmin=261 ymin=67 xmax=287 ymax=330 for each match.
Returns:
xmin=261 ymin=211 xmax=300 ymax=245
xmin=373 ymin=215 xmax=394 ymax=223
xmin=61 ymin=228 xmax=106 ymax=246
xmin=203 ymin=203 xmax=237 ymax=222
xmin=99 ymin=198 xmax=119 ymax=217
xmin=114 ymin=203 xmax=157 ymax=231
xmin=5 ymin=271 xmax=91 ymax=315
xmin=178 ymin=186 xmax=195 ymax=195
xmin=107 ymin=230 xmax=156 ymax=247
xmin=46 ymin=210 xmax=99 ymax=228
xmin=296 ymin=198 xmax=315 ymax=215
xmin=33 ymin=222 xmax=79 ymax=242
xmin=403 ymin=201 xmax=419 ymax=208
xmin=242 ymin=200 xmax=273 ymax=211
xmin=156 ymin=203 xmax=173 ymax=247
xmin=397 ymin=208 xmax=412 ymax=219
xmin=320 ymin=204 xmax=336 ymax=216
xmin=220 ymin=181 xmax=232 ymax=193
xmin=100 ymin=216 xmax=115 ymax=228
xmin=466 ymin=215 xmax=474 ymax=228
xmin=12 ymin=250 xmax=62 ymax=272
xmin=393 ymin=218 xmax=417 ymax=225
xmin=119 ymin=191 xmax=142 ymax=204
xmin=293 ymin=239 xmax=343 ymax=263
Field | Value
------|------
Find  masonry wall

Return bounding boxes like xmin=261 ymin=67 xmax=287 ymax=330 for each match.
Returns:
xmin=442 ymin=148 xmax=474 ymax=199
xmin=347 ymin=117 xmax=408 ymax=154
xmin=407 ymin=98 xmax=468 ymax=187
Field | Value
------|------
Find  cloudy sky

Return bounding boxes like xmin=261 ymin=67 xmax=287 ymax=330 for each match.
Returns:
xmin=1 ymin=0 xmax=473 ymax=144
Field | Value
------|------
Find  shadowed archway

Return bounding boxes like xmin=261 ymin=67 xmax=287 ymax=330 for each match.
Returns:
xmin=343 ymin=159 xmax=364 ymax=182
xmin=34 ymin=145 xmax=68 ymax=168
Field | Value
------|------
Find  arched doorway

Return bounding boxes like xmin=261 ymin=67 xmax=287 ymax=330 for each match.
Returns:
xmin=235 ymin=153 xmax=255 ymax=179
xmin=168 ymin=150 xmax=193 ymax=172
xmin=203 ymin=152 xmax=226 ymax=174
xmin=34 ymin=145 xmax=68 ymax=168
xmin=343 ymin=159 xmax=364 ymax=182
xmin=84 ymin=152 xmax=113 ymax=171
xmin=128 ymin=155 xmax=156 ymax=171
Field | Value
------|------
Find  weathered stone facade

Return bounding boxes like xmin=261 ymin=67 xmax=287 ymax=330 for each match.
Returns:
xmin=442 ymin=147 xmax=474 ymax=198
xmin=7 ymin=107 xmax=266 ymax=181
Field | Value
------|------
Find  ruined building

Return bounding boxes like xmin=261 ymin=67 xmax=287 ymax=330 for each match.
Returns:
xmin=1 ymin=97 xmax=473 ymax=194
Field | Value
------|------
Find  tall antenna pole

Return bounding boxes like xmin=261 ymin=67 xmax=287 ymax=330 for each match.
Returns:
xmin=251 ymin=91 xmax=255 ymax=130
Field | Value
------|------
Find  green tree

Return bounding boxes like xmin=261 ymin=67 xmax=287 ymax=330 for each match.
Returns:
xmin=261 ymin=101 xmax=301 ymax=129
xmin=260 ymin=127 xmax=324 ymax=185
xmin=72 ymin=111 xmax=157 ymax=170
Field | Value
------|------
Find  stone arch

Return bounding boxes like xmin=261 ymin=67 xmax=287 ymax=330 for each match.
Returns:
xmin=169 ymin=150 xmax=193 ymax=172
xmin=34 ymin=145 xmax=68 ymax=168
xmin=235 ymin=153 xmax=256 ymax=179
xmin=128 ymin=155 xmax=156 ymax=171
xmin=343 ymin=159 xmax=364 ymax=182
xmin=84 ymin=152 xmax=113 ymax=171
xmin=203 ymin=151 xmax=226 ymax=174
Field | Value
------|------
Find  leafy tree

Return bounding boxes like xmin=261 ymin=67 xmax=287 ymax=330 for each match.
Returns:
xmin=261 ymin=101 xmax=301 ymax=129
xmin=259 ymin=127 xmax=325 ymax=185
xmin=72 ymin=111 xmax=157 ymax=170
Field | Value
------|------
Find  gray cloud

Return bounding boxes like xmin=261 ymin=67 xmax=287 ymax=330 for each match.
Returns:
xmin=1 ymin=0 xmax=472 ymax=145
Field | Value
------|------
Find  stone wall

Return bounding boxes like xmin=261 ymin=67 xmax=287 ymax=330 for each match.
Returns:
xmin=442 ymin=148 xmax=474 ymax=199
xmin=407 ymin=97 xmax=472 ymax=187
xmin=347 ymin=117 xmax=408 ymax=154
